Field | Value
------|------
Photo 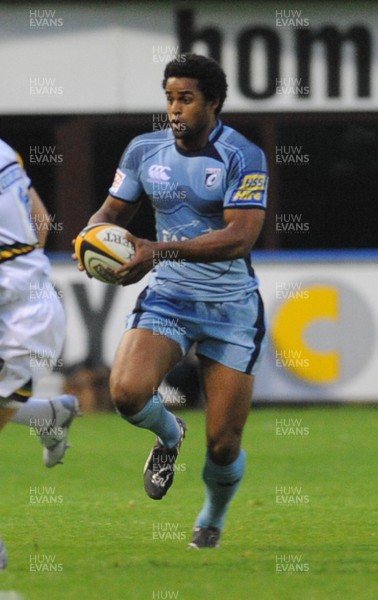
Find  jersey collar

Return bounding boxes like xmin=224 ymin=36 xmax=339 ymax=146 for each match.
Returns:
xmin=208 ymin=119 xmax=223 ymax=144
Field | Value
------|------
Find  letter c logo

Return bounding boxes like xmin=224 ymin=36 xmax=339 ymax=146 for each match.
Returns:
xmin=271 ymin=286 xmax=339 ymax=384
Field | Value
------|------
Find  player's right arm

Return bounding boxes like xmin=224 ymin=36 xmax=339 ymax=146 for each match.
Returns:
xmin=73 ymin=138 xmax=143 ymax=266
xmin=81 ymin=137 xmax=144 ymax=229
xmin=87 ymin=194 xmax=140 ymax=227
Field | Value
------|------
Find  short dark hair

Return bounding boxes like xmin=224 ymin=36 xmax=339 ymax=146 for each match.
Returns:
xmin=162 ymin=53 xmax=228 ymax=115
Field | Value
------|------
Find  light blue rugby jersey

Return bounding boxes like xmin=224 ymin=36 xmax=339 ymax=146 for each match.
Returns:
xmin=109 ymin=120 xmax=268 ymax=301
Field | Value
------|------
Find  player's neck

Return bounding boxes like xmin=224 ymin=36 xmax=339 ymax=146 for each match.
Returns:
xmin=176 ymin=119 xmax=218 ymax=152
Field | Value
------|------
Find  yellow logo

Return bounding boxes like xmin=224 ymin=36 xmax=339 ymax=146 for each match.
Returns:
xmin=271 ymin=285 xmax=339 ymax=384
xmin=232 ymin=173 xmax=267 ymax=201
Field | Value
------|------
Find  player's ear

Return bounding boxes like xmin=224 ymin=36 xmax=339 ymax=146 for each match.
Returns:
xmin=210 ymin=98 xmax=219 ymax=114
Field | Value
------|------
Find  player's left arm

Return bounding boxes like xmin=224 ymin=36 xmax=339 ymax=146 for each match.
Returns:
xmin=155 ymin=207 xmax=266 ymax=260
xmin=116 ymin=208 xmax=265 ymax=284
xmin=29 ymin=187 xmax=51 ymax=247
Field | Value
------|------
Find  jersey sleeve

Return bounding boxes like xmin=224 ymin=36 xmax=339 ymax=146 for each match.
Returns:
xmin=223 ymin=143 xmax=269 ymax=209
xmin=108 ymin=140 xmax=144 ymax=202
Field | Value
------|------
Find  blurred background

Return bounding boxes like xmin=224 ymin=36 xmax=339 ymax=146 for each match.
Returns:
xmin=1 ymin=0 xmax=377 ymax=408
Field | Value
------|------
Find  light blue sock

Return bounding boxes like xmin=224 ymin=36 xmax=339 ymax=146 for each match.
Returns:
xmin=195 ymin=450 xmax=246 ymax=530
xmin=120 ymin=393 xmax=180 ymax=448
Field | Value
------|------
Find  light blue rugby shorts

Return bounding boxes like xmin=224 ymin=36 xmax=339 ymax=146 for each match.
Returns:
xmin=125 ymin=286 xmax=267 ymax=375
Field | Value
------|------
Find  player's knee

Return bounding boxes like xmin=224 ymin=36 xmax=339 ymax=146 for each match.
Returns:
xmin=110 ymin=372 xmax=150 ymax=416
xmin=207 ymin=433 xmax=241 ymax=466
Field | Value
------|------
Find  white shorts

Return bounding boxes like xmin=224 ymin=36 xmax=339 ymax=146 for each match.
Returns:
xmin=0 ymin=279 xmax=65 ymax=404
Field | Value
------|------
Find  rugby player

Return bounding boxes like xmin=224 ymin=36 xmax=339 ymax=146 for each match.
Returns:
xmin=81 ymin=54 xmax=268 ymax=548
xmin=0 ymin=140 xmax=79 ymax=568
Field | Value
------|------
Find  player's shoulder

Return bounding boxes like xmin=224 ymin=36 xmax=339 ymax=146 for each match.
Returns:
xmin=118 ymin=130 xmax=174 ymax=168
xmin=218 ymin=124 xmax=264 ymax=156
xmin=216 ymin=123 xmax=267 ymax=172
xmin=126 ymin=129 xmax=174 ymax=156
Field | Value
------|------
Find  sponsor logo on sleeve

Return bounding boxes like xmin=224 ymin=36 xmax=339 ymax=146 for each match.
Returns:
xmin=111 ymin=168 xmax=126 ymax=192
xmin=230 ymin=172 xmax=267 ymax=202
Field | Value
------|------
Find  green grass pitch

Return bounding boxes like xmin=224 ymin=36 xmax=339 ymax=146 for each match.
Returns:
xmin=0 ymin=406 xmax=376 ymax=600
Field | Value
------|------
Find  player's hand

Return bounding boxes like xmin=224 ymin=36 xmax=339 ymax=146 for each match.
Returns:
xmin=71 ymin=238 xmax=89 ymax=275
xmin=114 ymin=231 xmax=155 ymax=285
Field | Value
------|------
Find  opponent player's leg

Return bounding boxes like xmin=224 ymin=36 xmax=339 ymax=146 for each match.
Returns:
xmin=110 ymin=328 xmax=186 ymax=499
xmin=10 ymin=394 xmax=80 ymax=467
xmin=189 ymin=356 xmax=253 ymax=548
xmin=2 ymin=290 xmax=80 ymax=466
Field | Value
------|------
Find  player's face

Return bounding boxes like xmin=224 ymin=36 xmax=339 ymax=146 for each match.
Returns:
xmin=165 ymin=77 xmax=218 ymax=151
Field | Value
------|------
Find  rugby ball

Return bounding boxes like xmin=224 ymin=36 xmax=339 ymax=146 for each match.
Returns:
xmin=75 ymin=223 xmax=135 ymax=284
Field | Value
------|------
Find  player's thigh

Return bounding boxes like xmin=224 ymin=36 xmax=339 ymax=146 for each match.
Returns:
xmin=199 ymin=356 xmax=253 ymax=453
xmin=110 ymin=328 xmax=183 ymax=406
